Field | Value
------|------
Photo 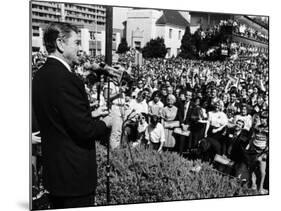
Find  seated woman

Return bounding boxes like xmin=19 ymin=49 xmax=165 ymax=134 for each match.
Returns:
xmin=161 ymin=94 xmax=178 ymax=151
xmin=121 ymin=91 xmax=148 ymax=147
xmin=234 ymin=103 xmax=253 ymax=131
xmin=144 ymin=115 xmax=165 ymax=152
xmin=204 ymin=100 xmax=228 ymax=156
xmin=132 ymin=113 xmax=149 ymax=147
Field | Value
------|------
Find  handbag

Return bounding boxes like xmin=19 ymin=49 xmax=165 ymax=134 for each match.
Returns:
xmin=163 ymin=120 xmax=180 ymax=128
xmin=173 ymin=127 xmax=190 ymax=136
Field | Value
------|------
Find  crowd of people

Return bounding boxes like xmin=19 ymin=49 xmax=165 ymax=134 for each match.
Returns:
xmin=32 ymin=46 xmax=269 ymax=195
xmin=198 ymin=18 xmax=268 ymax=44
xmin=31 ymin=22 xmax=270 ymax=211
xmin=71 ymin=47 xmax=268 ymax=191
xmin=232 ymin=20 xmax=268 ymax=43
xmin=32 ymin=40 xmax=269 ymax=209
xmin=229 ymin=41 xmax=268 ymax=59
xmin=32 ymin=47 xmax=269 ymax=192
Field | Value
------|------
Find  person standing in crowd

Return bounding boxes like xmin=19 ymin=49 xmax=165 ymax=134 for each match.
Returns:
xmin=162 ymin=94 xmax=178 ymax=150
xmin=225 ymin=91 xmax=240 ymax=118
xmin=160 ymin=85 xmax=168 ymax=107
xmin=204 ymin=100 xmax=228 ymax=155
xmin=189 ymin=97 xmax=208 ymax=150
xmin=32 ymin=22 xmax=112 ymax=209
xmin=148 ymin=91 xmax=164 ymax=117
xmin=177 ymin=89 xmax=196 ymax=155
xmin=248 ymin=111 xmax=269 ymax=194
xmin=132 ymin=79 xmax=144 ymax=97
xmin=31 ymin=109 xmax=42 ymax=192
xmin=205 ymin=87 xmax=221 ymax=112
xmin=227 ymin=119 xmax=251 ymax=180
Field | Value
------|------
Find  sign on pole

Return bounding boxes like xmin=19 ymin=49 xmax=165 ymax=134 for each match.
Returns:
xmin=135 ymin=51 xmax=143 ymax=66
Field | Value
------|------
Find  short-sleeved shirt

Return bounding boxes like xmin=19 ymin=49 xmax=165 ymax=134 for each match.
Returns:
xmin=145 ymin=123 xmax=165 ymax=144
xmin=148 ymin=100 xmax=164 ymax=116
xmin=208 ymin=111 xmax=228 ymax=128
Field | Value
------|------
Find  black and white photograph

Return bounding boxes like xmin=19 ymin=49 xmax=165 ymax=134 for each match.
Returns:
xmin=29 ymin=0 xmax=271 ymax=210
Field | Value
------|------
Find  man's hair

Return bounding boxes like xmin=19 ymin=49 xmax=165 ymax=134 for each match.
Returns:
xmin=236 ymin=119 xmax=245 ymax=128
xmin=43 ymin=22 xmax=79 ymax=54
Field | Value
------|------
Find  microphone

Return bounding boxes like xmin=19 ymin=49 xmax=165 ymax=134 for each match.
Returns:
xmin=83 ymin=62 xmax=104 ymax=74
xmin=83 ymin=62 xmax=125 ymax=85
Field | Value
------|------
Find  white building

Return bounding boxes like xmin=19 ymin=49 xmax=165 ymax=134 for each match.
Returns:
xmin=126 ymin=9 xmax=190 ymax=58
xmin=32 ymin=24 xmax=121 ymax=56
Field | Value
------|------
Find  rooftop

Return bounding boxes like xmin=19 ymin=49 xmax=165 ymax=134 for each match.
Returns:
xmin=156 ymin=10 xmax=189 ymax=28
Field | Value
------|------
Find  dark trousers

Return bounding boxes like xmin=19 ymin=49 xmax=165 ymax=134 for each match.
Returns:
xmin=178 ymin=135 xmax=190 ymax=155
xmin=48 ymin=193 xmax=95 ymax=209
xmin=199 ymin=137 xmax=221 ymax=161
xmin=121 ymin=122 xmax=137 ymax=147
xmin=189 ymin=123 xmax=205 ymax=149
xmin=149 ymin=142 xmax=160 ymax=150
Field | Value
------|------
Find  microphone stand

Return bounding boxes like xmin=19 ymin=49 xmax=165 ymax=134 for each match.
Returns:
xmin=106 ymin=77 xmax=111 ymax=204
xmin=105 ymin=6 xmax=113 ymax=204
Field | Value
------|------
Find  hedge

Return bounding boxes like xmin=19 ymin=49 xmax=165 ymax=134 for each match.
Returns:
xmin=95 ymin=143 xmax=257 ymax=205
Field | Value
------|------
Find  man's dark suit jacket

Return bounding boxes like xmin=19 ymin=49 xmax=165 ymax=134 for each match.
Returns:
xmin=32 ymin=58 xmax=108 ymax=197
xmin=177 ymin=101 xmax=196 ymax=125
xmin=227 ymin=129 xmax=250 ymax=163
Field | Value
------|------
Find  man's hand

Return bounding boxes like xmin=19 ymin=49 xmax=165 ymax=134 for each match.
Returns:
xmin=181 ymin=124 xmax=189 ymax=132
xmin=101 ymin=114 xmax=113 ymax=128
xmin=212 ymin=128 xmax=218 ymax=133
xmin=32 ymin=131 xmax=41 ymax=144
xmin=91 ymin=106 xmax=109 ymax=118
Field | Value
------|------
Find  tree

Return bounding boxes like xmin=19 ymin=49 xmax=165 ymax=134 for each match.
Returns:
xmin=178 ymin=26 xmax=197 ymax=59
xmin=142 ymin=37 xmax=167 ymax=59
xmin=117 ymin=37 xmax=130 ymax=54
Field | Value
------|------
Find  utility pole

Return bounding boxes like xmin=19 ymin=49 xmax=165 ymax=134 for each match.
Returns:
xmin=105 ymin=7 xmax=113 ymax=66
xmin=105 ymin=6 xmax=113 ymax=204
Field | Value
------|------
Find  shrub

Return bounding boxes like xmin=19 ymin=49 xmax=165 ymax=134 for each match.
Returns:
xmin=95 ymin=143 xmax=257 ymax=205
xmin=142 ymin=37 xmax=167 ymax=59
xmin=117 ymin=38 xmax=130 ymax=54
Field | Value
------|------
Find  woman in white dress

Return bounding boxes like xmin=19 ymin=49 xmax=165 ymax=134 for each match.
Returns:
xmin=162 ymin=94 xmax=178 ymax=150
xmin=204 ymin=100 xmax=228 ymax=155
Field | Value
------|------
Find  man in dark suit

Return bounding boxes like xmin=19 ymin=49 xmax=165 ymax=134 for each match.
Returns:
xmin=176 ymin=89 xmax=196 ymax=155
xmin=32 ymin=22 xmax=111 ymax=209
xmin=227 ymin=119 xmax=251 ymax=180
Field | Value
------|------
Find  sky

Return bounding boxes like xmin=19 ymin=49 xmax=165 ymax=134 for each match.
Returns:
xmin=112 ymin=7 xmax=190 ymax=30
xmin=113 ymin=7 xmax=130 ymax=29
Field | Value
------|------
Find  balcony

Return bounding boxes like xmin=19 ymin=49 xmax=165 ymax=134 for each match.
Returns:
xmin=32 ymin=8 xmax=60 ymax=16
xmin=32 ymin=15 xmax=60 ymax=22
xmin=31 ymin=1 xmax=60 ymax=9
xmin=231 ymin=34 xmax=268 ymax=49
xmin=219 ymin=25 xmax=268 ymax=46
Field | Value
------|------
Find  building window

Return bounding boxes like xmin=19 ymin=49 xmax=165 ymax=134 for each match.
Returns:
xmin=134 ymin=41 xmax=141 ymax=50
xmin=89 ymin=31 xmax=95 ymax=40
xmin=169 ymin=29 xmax=172 ymax=39
xmin=167 ymin=48 xmax=171 ymax=57
xmin=178 ymin=30 xmax=181 ymax=40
